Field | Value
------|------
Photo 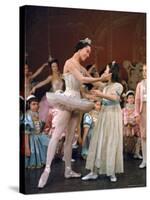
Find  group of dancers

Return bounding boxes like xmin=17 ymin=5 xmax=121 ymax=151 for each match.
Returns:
xmin=22 ymin=38 xmax=146 ymax=189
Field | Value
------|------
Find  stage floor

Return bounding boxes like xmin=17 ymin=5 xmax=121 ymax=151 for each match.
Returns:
xmin=24 ymin=152 xmax=146 ymax=194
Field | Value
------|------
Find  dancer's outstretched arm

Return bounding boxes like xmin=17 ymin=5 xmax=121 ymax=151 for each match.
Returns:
xmin=30 ymin=76 xmax=52 ymax=94
xmin=30 ymin=63 xmax=48 ymax=80
xmin=65 ymin=61 xmax=110 ymax=84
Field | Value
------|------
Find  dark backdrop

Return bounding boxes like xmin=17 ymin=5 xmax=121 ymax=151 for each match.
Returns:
xmin=24 ymin=5 xmax=146 ymax=81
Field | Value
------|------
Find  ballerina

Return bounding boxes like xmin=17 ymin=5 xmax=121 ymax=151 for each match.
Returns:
xmin=38 ymin=38 xmax=109 ymax=188
xmin=30 ymin=59 xmax=64 ymax=122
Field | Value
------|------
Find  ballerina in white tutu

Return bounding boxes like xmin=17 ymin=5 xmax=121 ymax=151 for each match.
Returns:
xmin=38 ymin=38 xmax=109 ymax=188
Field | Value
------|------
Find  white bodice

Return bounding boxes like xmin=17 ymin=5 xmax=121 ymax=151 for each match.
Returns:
xmin=63 ymin=73 xmax=81 ymax=92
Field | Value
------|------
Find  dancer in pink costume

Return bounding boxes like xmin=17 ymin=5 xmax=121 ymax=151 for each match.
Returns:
xmin=30 ymin=59 xmax=64 ymax=122
xmin=135 ymin=64 xmax=147 ymax=168
xmin=122 ymin=90 xmax=142 ymax=158
xmin=38 ymin=38 xmax=109 ymax=188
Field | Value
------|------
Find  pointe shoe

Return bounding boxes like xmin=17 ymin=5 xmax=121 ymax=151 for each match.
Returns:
xmin=38 ymin=168 xmax=50 ymax=188
xmin=64 ymin=167 xmax=81 ymax=178
xmin=110 ymin=175 xmax=117 ymax=182
xmin=139 ymin=162 xmax=146 ymax=169
xmin=82 ymin=172 xmax=98 ymax=181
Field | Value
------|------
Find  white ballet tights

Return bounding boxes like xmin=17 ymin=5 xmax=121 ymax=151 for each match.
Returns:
xmin=46 ymin=110 xmax=71 ymax=168
xmin=64 ymin=112 xmax=79 ymax=169
xmin=38 ymin=109 xmax=79 ymax=187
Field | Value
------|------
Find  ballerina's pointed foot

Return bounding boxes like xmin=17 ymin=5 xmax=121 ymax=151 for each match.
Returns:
xmin=64 ymin=167 xmax=81 ymax=178
xmin=38 ymin=168 xmax=50 ymax=188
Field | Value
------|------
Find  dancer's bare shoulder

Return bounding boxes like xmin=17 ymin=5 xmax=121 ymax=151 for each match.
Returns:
xmin=63 ymin=58 xmax=74 ymax=73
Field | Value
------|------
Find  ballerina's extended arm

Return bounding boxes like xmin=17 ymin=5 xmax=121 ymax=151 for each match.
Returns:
xmin=30 ymin=76 xmax=52 ymax=94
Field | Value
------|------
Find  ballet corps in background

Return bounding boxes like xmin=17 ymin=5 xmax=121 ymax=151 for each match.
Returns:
xmin=20 ymin=38 xmax=147 ymax=188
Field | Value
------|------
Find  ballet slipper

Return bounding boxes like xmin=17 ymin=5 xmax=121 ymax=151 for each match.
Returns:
xmin=64 ymin=167 xmax=81 ymax=178
xmin=38 ymin=167 xmax=50 ymax=188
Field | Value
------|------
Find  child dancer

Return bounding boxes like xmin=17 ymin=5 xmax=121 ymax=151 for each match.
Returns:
xmin=25 ymin=95 xmax=49 ymax=168
xmin=81 ymin=101 xmax=101 ymax=159
xmin=122 ymin=90 xmax=142 ymax=158
xmin=82 ymin=61 xmax=124 ymax=182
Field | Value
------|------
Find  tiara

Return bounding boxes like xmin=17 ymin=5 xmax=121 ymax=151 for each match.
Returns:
xmin=80 ymin=38 xmax=92 ymax=45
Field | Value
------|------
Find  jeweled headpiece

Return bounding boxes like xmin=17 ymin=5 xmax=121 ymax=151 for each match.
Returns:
xmin=80 ymin=38 xmax=92 ymax=45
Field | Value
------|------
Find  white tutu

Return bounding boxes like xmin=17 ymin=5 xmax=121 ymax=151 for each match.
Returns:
xmin=46 ymin=92 xmax=94 ymax=112
xmin=46 ymin=73 xmax=95 ymax=112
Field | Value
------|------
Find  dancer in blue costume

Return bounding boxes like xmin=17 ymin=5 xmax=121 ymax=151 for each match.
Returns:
xmin=25 ymin=95 xmax=49 ymax=168
xmin=81 ymin=101 xmax=101 ymax=159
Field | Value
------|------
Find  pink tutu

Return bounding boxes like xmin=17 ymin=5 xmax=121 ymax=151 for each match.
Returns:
xmin=39 ymin=95 xmax=52 ymax=122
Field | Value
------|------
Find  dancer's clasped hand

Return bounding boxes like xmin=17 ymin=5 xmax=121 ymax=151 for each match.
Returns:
xmin=100 ymin=72 xmax=112 ymax=82
xmin=91 ymin=89 xmax=103 ymax=97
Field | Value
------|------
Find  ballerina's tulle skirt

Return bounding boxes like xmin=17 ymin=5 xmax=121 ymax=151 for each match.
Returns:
xmin=46 ymin=92 xmax=94 ymax=112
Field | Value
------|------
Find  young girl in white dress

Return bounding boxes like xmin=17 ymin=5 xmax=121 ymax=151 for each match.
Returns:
xmin=82 ymin=61 xmax=124 ymax=182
